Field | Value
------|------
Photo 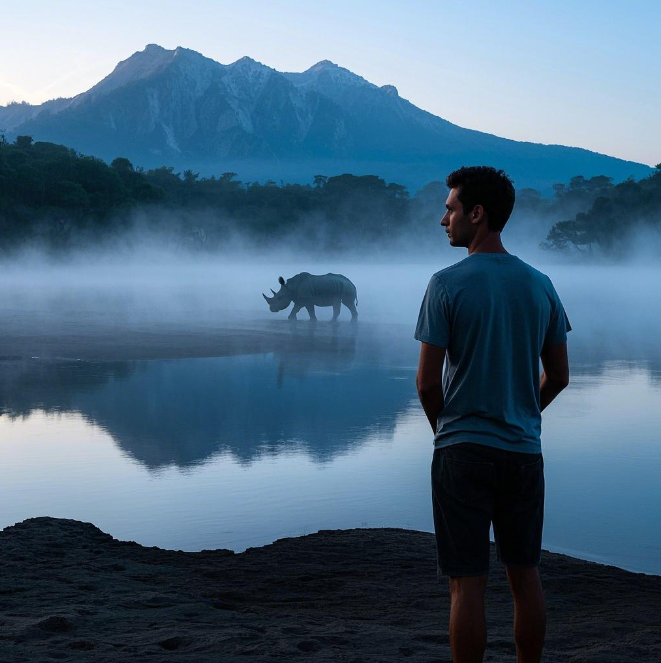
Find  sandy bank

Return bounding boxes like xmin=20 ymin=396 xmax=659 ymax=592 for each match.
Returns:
xmin=0 ymin=518 xmax=659 ymax=662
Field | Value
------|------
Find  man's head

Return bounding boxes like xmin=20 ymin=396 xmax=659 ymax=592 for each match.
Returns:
xmin=441 ymin=166 xmax=515 ymax=247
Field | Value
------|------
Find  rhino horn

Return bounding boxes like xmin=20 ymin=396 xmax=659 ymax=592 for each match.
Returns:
xmin=263 ymin=293 xmax=272 ymax=303
xmin=270 ymin=288 xmax=277 ymax=296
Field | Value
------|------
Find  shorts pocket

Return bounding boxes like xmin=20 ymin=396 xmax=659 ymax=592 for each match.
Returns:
xmin=516 ymin=457 xmax=544 ymax=502
xmin=440 ymin=455 xmax=494 ymax=508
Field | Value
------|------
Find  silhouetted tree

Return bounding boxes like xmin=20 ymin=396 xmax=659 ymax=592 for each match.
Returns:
xmin=14 ymin=135 xmax=33 ymax=149
xmin=543 ymin=169 xmax=661 ymax=256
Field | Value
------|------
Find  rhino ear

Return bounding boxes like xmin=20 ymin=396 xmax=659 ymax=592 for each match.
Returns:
xmin=278 ymin=276 xmax=285 ymax=285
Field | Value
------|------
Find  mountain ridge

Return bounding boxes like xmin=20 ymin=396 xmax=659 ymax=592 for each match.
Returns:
xmin=0 ymin=44 xmax=651 ymax=191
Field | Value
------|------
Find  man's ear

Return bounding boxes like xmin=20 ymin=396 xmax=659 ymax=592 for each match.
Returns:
xmin=471 ymin=205 xmax=485 ymax=224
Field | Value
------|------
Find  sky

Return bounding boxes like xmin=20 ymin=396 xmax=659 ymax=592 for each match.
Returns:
xmin=1 ymin=0 xmax=659 ymax=166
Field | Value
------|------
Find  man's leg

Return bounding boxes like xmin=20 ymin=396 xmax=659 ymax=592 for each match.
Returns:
xmin=494 ymin=452 xmax=545 ymax=663
xmin=449 ymin=575 xmax=488 ymax=663
xmin=506 ymin=566 xmax=546 ymax=663
xmin=432 ymin=445 xmax=495 ymax=663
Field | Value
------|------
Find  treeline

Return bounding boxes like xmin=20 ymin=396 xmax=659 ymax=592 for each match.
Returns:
xmin=0 ymin=135 xmax=440 ymax=251
xmin=541 ymin=169 xmax=661 ymax=255
xmin=1 ymin=135 xmax=659 ymax=255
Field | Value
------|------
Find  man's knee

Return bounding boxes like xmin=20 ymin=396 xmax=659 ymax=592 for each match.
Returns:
xmin=506 ymin=565 xmax=542 ymax=596
xmin=449 ymin=574 xmax=488 ymax=599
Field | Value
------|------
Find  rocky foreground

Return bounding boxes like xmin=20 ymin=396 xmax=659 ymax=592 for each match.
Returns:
xmin=0 ymin=517 xmax=659 ymax=662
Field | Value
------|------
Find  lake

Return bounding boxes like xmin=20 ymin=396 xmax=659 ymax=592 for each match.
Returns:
xmin=1 ymin=258 xmax=659 ymax=575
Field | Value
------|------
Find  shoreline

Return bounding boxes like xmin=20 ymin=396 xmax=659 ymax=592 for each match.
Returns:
xmin=539 ymin=543 xmax=660 ymax=578
xmin=1 ymin=517 xmax=659 ymax=662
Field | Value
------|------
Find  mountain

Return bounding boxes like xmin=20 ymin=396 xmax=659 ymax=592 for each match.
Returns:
xmin=0 ymin=44 xmax=651 ymax=191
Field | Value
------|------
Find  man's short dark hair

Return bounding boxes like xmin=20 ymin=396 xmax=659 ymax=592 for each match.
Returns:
xmin=446 ymin=166 xmax=515 ymax=232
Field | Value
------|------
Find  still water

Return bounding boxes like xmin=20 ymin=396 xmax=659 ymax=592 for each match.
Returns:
xmin=0 ymin=260 xmax=659 ymax=575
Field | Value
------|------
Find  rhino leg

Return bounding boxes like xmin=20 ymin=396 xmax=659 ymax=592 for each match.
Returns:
xmin=331 ymin=301 xmax=341 ymax=322
xmin=305 ymin=304 xmax=317 ymax=321
xmin=288 ymin=303 xmax=303 ymax=320
xmin=343 ymin=298 xmax=358 ymax=321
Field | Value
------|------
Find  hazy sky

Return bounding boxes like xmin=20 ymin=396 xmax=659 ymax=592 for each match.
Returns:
xmin=1 ymin=0 xmax=659 ymax=165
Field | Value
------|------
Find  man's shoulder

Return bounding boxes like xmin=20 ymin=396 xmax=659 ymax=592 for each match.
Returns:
xmin=512 ymin=258 xmax=557 ymax=293
xmin=513 ymin=256 xmax=550 ymax=278
xmin=430 ymin=254 xmax=548 ymax=280
xmin=430 ymin=257 xmax=472 ymax=282
xmin=430 ymin=255 xmax=556 ymax=284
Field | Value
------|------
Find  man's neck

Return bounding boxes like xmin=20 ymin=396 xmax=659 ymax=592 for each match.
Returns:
xmin=468 ymin=232 xmax=508 ymax=255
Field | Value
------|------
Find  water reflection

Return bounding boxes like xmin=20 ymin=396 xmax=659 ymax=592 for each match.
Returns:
xmin=274 ymin=321 xmax=358 ymax=384
xmin=0 ymin=324 xmax=415 ymax=468
xmin=1 ymin=320 xmax=661 ymax=571
xmin=2 ymin=319 xmax=660 ymax=472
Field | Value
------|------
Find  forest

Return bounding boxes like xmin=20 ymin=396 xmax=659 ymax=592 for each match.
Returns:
xmin=1 ymin=135 xmax=659 ymax=256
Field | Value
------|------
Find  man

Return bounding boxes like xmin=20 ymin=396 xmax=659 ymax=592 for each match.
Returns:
xmin=415 ymin=166 xmax=570 ymax=663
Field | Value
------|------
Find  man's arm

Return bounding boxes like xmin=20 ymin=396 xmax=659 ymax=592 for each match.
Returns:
xmin=416 ymin=342 xmax=446 ymax=432
xmin=540 ymin=342 xmax=569 ymax=411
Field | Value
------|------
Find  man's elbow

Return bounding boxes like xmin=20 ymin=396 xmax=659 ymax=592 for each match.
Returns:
xmin=416 ymin=376 xmax=442 ymax=399
xmin=547 ymin=373 xmax=569 ymax=392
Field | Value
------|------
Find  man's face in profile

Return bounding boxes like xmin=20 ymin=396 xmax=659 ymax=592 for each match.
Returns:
xmin=441 ymin=187 xmax=473 ymax=247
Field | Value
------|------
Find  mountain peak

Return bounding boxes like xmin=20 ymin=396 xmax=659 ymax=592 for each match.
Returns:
xmin=76 ymin=45 xmax=226 ymax=106
xmin=231 ymin=56 xmax=266 ymax=69
xmin=173 ymin=45 xmax=194 ymax=57
xmin=308 ymin=60 xmax=339 ymax=72
xmin=82 ymin=44 xmax=176 ymax=101
xmin=290 ymin=60 xmax=370 ymax=89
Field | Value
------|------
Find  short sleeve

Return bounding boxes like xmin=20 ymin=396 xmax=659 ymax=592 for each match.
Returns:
xmin=414 ymin=275 xmax=450 ymax=348
xmin=544 ymin=282 xmax=571 ymax=347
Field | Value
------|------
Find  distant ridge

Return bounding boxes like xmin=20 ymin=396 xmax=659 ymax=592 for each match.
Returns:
xmin=0 ymin=44 xmax=651 ymax=190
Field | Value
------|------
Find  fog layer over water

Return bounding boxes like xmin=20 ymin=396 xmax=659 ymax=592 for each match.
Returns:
xmin=1 ymin=250 xmax=660 ymax=573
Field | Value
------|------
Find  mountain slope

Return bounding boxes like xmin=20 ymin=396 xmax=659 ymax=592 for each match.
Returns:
xmin=0 ymin=44 xmax=651 ymax=190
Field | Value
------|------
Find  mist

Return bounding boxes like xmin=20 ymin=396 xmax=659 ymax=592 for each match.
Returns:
xmin=3 ymin=223 xmax=661 ymax=573
xmin=2 ymin=229 xmax=661 ymax=368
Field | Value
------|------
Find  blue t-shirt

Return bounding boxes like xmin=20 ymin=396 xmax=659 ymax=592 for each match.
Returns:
xmin=415 ymin=253 xmax=571 ymax=454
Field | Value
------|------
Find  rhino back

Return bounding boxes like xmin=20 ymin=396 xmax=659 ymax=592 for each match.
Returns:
xmin=287 ymin=273 xmax=355 ymax=302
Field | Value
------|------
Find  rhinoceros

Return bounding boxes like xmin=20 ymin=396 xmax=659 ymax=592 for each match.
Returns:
xmin=263 ymin=272 xmax=358 ymax=321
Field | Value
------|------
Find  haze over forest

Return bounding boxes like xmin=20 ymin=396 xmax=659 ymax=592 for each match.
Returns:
xmin=1 ymin=134 xmax=660 ymax=260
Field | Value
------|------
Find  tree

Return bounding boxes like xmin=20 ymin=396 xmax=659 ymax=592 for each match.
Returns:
xmin=586 ymin=175 xmax=613 ymax=191
xmin=543 ymin=170 xmax=661 ymax=256
xmin=183 ymin=169 xmax=199 ymax=184
xmin=111 ymin=157 xmax=134 ymax=173
xmin=14 ymin=135 xmax=33 ymax=149
xmin=517 ymin=188 xmax=542 ymax=209
xmin=552 ymin=183 xmax=566 ymax=198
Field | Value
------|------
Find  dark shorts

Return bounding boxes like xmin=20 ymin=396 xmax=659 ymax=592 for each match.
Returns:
xmin=431 ymin=442 xmax=544 ymax=577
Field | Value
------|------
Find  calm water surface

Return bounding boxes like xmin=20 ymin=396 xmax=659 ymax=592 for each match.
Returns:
xmin=0 ymin=261 xmax=659 ymax=575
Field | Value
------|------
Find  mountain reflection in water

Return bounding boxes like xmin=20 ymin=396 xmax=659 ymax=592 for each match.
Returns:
xmin=0 ymin=323 xmax=418 ymax=468
xmin=1 ymin=317 xmax=661 ymax=572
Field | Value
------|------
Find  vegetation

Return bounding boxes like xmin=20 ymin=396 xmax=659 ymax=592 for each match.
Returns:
xmin=541 ymin=167 xmax=661 ymax=255
xmin=0 ymin=135 xmax=432 ymax=251
xmin=0 ymin=135 xmax=658 ymax=256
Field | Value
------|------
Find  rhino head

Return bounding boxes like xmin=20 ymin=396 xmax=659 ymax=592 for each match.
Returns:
xmin=263 ymin=276 xmax=292 ymax=312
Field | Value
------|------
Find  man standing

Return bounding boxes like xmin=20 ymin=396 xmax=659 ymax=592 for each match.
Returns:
xmin=415 ymin=166 xmax=570 ymax=663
